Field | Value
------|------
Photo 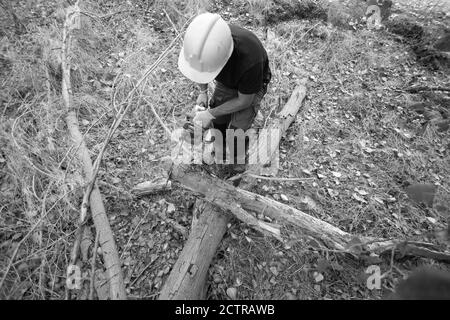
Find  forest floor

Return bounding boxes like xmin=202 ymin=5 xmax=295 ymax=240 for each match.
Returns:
xmin=0 ymin=0 xmax=449 ymax=300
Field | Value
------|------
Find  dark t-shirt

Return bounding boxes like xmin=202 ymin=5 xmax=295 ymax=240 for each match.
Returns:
xmin=215 ymin=25 xmax=271 ymax=95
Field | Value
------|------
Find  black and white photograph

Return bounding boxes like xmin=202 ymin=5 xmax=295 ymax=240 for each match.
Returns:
xmin=0 ymin=0 xmax=449 ymax=308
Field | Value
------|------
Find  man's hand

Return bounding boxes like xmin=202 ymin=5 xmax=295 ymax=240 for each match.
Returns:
xmin=193 ymin=110 xmax=215 ymax=128
xmin=187 ymin=103 xmax=205 ymax=119
xmin=196 ymin=92 xmax=208 ymax=108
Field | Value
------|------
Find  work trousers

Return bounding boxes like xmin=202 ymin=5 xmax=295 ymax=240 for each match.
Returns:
xmin=209 ymin=81 xmax=267 ymax=165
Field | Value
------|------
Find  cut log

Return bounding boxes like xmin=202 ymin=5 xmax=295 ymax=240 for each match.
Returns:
xmin=158 ymin=202 xmax=229 ymax=299
xmin=247 ymin=82 xmax=308 ymax=177
xmin=159 ymin=80 xmax=308 ymax=300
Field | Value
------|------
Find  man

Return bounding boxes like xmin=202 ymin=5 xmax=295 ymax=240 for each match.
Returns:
xmin=178 ymin=12 xmax=271 ymax=171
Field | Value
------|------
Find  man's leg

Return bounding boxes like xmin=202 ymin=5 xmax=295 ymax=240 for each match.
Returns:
xmin=209 ymin=82 xmax=237 ymax=177
xmin=209 ymin=81 xmax=268 ymax=176
xmin=229 ymin=85 xmax=267 ymax=174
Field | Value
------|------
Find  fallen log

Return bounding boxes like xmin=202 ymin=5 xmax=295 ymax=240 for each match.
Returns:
xmin=170 ymin=166 xmax=349 ymax=249
xmin=159 ymin=80 xmax=308 ymax=299
xmin=66 ymin=113 xmax=127 ymax=299
xmin=62 ymin=3 xmax=126 ymax=299
xmin=159 ymin=201 xmax=229 ymax=300
xmin=244 ymin=82 xmax=308 ymax=181
xmin=170 ymin=166 xmax=450 ymax=262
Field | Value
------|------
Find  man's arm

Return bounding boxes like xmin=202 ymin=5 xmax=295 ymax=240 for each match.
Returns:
xmin=196 ymin=83 xmax=208 ymax=107
xmin=209 ymin=91 xmax=255 ymax=118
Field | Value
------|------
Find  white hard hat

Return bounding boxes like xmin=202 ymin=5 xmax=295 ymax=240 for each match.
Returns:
xmin=178 ymin=13 xmax=233 ymax=84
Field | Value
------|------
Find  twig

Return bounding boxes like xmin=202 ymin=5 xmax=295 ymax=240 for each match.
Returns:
xmin=298 ymin=22 xmax=321 ymax=43
xmin=99 ymin=10 xmax=134 ymax=20
xmin=38 ymin=184 xmax=53 ymax=299
xmin=263 ymin=100 xmax=277 ymax=129
xmin=89 ymin=230 xmax=100 ymax=300
xmin=0 ymin=205 xmax=52 ymax=290
xmin=11 ymin=110 xmax=57 ymax=179
xmin=242 ymin=173 xmax=314 ymax=182
xmin=0 ymin=186 xmax=74 ymax=291
xmin=406 ymin=86 xmax=450 ymax=93
xmin=163 ymin=9 xmax=180 ymax=37
xmin=12 ymin=227 xmax=78 ymax=268
xmin=143 ymin=97 xmax=172 ymax=138
xmin=130 ymin=258 xmax=158 ymax=288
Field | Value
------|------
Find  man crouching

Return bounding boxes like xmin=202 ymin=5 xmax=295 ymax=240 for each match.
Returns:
xmin=178 ymin=12 xmax=271 ymax=174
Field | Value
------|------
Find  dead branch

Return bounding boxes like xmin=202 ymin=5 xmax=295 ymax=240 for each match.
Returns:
xmin=66 ymin=109 xmax=127 ymax=299
xmin=170 ymin=167 xmax=450 ymax=262
xmin=61 ymin=2 xmax=126 ymax=299
xmin=406 ymin=86 xmax=450 ymax=93
xmin=132 ymin=180 xmax=172 ymax=196
xmin=171 ymin=165 xmax=349 ymax=249
xmin=239 ymin=173 xmax=314 ymax=181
